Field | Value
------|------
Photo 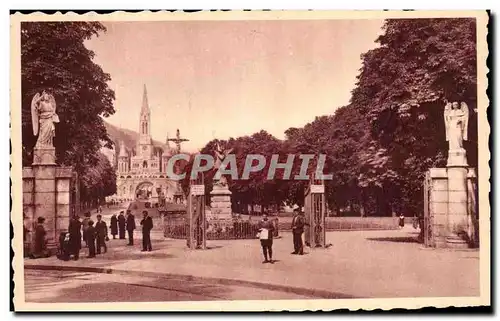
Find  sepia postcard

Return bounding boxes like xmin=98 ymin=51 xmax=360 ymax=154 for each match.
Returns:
xmin=10 ymin=10 xmax=490 ymax=312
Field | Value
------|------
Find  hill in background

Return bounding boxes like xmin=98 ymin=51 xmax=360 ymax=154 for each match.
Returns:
xmin=104 ymin=121 xmax=168 ymax=150
xmin=101 ymin=121 xmax=171 ymax=166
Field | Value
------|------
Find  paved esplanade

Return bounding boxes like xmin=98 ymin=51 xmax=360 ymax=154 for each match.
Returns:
xmin=25 ymin=225 xmax=478 ymax=300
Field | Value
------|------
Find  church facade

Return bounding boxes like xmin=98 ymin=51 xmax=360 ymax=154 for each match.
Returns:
xmin=111 ymin=85 xmax=183 ymax=203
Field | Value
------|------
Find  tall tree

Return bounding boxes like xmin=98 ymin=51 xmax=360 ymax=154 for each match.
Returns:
xmin=21 ymin=22 xmax=115 ymax=175
xmin=351 ymin=18 xmax=478 ymax=215
xmin=80 ymin=152 xmax=117 ymax=207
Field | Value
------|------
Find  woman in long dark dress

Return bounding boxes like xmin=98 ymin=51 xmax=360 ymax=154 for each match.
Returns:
xmin=110 ymin=214 xmax=118 ymax=239
xmin=399 ymin=214 xmax=405 ymax=228
xmin=31 ymin=217 xmax=48 ymax=259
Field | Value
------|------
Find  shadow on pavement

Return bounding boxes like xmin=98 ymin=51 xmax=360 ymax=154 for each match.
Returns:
xmin=205 ymin=245 xmax=224 ymax=250
xmin=29 ymin=280 xmax=224 ymax=303
xmin=95 ymin=251 xmax=177 ymax=261
xmin=366 ymin=236 xmax=419 ymax=243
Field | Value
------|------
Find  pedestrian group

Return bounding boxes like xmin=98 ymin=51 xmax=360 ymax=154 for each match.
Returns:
xmin=257 ymin=207 xmax=309 ymax=264
xmin=27 ymin=207 xmax=155 ymax=261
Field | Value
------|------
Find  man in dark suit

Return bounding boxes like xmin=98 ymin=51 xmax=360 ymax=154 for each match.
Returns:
xmin=140 ymin=210 xmax=153 ymax=251
xmin=118 ymin=211 xmax=126 ymax=239
xmin=68 ymin=214 xmax=82 ymax=260
xmin=291 ymin=209 xmax=306 ymax=255
xmin=126 ymin=210 xmax=136 ymax=246
xmin=86 ymin=220 xmax=96 ymax=258
xmin=95 ymin=214 xmax=108 ymax=254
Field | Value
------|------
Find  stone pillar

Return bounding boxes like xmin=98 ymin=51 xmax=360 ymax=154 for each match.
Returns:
xmin=210 ymin=184 xmax=232 ymax=220
xmin=22 ymin=147 xmax=74 ymax=252
xmin=445 ymin=148 xmax=469 ymax=249
xmin=428 ymin=168 xmax=449 ymax=248
xmin=445 ymin=166 xmax=469 ymax=248
xmin=33 ymin=163 xmax=57 ymax=246
xmin=55 ymin=167 xmax=73 ymax=239
xmin=467 ymin=169 xmax=479 ymax=247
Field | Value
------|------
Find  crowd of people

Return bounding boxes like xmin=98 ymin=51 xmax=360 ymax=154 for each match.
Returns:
xmin=27 ymin=208 xmax=155 ymax=261
xmin=29 ymin=205 xmax=311 ymax=264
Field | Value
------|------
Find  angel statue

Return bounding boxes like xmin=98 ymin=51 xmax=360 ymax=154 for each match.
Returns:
xmin=214 ymin=142 xmax=234 ymax=187
xmin=444 ymin=101 xmax=469 ymax=151
xmin=31 ymin=91 xmax=59 ymax=148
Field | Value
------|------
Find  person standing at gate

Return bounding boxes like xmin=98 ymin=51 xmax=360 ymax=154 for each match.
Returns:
xmin=140 ymin=210 xmax=153 ymax=251
xmin=95 ymin=214 xmax=108 ymax=254
xmin=68 ymin=214 xmax=82 ymax=260
xmin=258 ymin=213 xmax=275 ymax=264
xmin=126 ymin=210 xmax=136 ymax=246
xmin=118 ymin=211 xmax=126 ymax=239
xmin=291 ymin=208 xmax=306 ymax=255
xmin=110 ymin=213 xmax=118 ymax=239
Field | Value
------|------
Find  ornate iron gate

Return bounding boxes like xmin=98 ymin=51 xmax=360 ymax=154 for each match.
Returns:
xmin=304 ymin=174 xmax=326 ymax=248
xmin=187 ymin=174 xmax=206 ymax=249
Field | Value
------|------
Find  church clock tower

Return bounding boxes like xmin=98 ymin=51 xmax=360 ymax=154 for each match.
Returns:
xmin=138 ymin=84 xmax=153 ymax=158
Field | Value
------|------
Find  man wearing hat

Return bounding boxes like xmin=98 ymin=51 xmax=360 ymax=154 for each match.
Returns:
xmin=95 ymin=214 xmax=108 ymax=254
xmin=86 ymin=220 xmax=97 ymax=258
xmin=291 ymin=206 xmax=306 ymax=255
xmin=140 ymin=210 xmax=153 ymax=251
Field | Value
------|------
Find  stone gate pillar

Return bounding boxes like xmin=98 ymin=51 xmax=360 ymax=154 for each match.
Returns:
xmin=22 ymin=147 xmax=74 ymax=253
xmin=445 ymin=148 xmax=470 ymax=249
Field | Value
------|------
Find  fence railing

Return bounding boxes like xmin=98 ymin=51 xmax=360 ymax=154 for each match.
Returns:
xmin=163 ymin=216 xmax=279 ymax=240
xmin=163 ymin=216 xmax=401 ymax=240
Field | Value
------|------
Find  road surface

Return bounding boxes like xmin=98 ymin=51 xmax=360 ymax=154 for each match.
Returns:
xmin=24 ymin=269 xmax=311 ymax=302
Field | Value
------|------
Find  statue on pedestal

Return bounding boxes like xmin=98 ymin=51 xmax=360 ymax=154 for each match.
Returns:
xmin=214 ymin=142 xmax=233 ymax=187
xmin=444 ymin=101 xmax=469 ymax=167
xmin=444 ymin=101 xmax=469 ymax=151
xmin=31 ymin=91 xmax=59 ymax=148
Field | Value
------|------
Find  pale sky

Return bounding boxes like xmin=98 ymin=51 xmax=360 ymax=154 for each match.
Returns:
xmin=85 ymin=20 xmax=384 ymax=152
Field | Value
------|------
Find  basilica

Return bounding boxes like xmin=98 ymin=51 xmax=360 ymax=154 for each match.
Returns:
xmin=111 ymin=85 xmax=186 ymax=203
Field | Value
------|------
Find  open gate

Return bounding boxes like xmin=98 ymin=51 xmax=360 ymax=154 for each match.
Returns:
xmin=304 ymin=174 xmax=326 ymax=248
xmin=187 ymin=174 xmax=206 ymax=249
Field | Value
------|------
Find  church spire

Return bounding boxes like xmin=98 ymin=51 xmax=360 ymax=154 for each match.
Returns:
xmin=138 ymin=84 xmax=152 ymax=150
xmin=141 ymin=84 xmax=149 ymax=113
